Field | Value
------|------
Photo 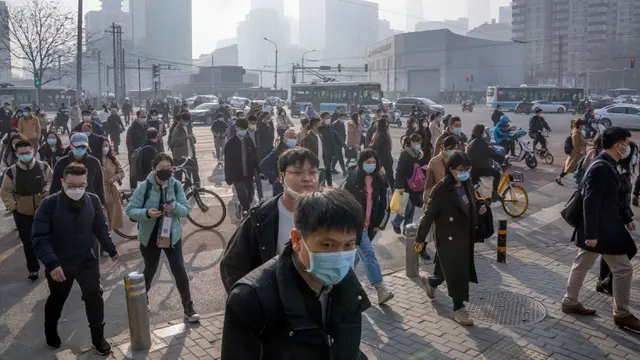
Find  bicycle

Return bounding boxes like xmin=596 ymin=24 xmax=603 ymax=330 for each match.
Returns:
xmin=474 ymin=161 xmax=529 ymax=218
xmin=113 ymin=158 xmax=227 ymax=240
xmin=532 ymin=129 xmax=554 ymax=165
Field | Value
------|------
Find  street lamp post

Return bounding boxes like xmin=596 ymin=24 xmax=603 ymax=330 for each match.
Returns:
xmin=263 ymin=37 xmax=278 ymax=90
xmin=76 ymin=0 xmax=83 ymax=102
xmin=301 ymin=49 xmax=316 ymax=83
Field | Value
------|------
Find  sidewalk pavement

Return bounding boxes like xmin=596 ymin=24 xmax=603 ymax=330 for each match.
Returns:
xmin=56 ymin=239 xmax=640 ymax=360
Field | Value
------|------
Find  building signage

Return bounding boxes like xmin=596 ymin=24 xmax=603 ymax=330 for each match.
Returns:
xmin=368 ymin=41 xmax=393 ymax=57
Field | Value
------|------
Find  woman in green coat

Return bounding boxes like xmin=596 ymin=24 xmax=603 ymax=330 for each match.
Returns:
xmin=125 ymin=153 xmax=201 ymax=323
xmin=415 ymin=151 xmax=486 ymax=326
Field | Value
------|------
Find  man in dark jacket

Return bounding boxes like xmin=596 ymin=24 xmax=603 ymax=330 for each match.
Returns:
xmin=122 ymin=99 xmax=132 ymax=125
xmin=32 ymin=162 xmax=118 ymax=353
xmin=528 ymin=108 xmax=551 ymax=150
xmin=224 ymin=118 xmax=260 ymax=215
xmin=221 ymin=147 xmax=319 ymax=293
xmin=72 ymin=110 xmax=104 ymax=136
xmin=491 ymin=104 xmax=504 ymax=126
xmin=106 ymin=108 xmax=125 ymax=154
xmin=561 ymin=126 xmax=640 ymax=331
xmin=317 ymin=112 xmax=345 ymax=186
xmin=126 ymin=110 xmax=148 ymax=160
xmin=211 ymin=113 xmax=229 ymax=165
xmin=467 ymin=124 xmax=507 ymax=200
xmin=50 ymin=133 xmax=105 ymax=204
xmin=331 ymin=113 xmax=347 ymax=175
xmin=79 ymin=122 xmax=106 ymax=163
xmin=54 ymin=103 xmax=70 ymax=134
xmin=221 ymin=189 xmax=370 ymax=360
xmin=145 ymin=109 xmax=166 ymax=152
xmin=0 ymin=102 xmax=13 ymax=138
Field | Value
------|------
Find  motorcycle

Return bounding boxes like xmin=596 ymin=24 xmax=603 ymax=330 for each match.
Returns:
xmin=461 ymin=103 xmax=474 ymax=112
xmin=514 ymin=101 xmax=532 ymax=115
xmin=489 ymin=128 xmax=538 ymax=169
xmin=571 ymin=103 xmax=587 ymax=116
xmin=388 ymin=104 xmax=402 ymax=128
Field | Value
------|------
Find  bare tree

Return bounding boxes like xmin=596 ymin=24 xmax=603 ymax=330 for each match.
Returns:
xmin=0 ymin=0 xmax=76 ymax=105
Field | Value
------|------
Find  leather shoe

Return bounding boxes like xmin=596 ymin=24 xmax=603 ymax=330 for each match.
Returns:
xmin=614 ymin=314 xmax=640 ymax=332
xmin=561 ymin=302 xmax=596 ymax=315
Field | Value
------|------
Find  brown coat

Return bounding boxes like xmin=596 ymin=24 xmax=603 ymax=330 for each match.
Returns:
xmin=102 ymin=155 xmax=125 ymax=230
xmin=18 ymin=115 xmax=41 ymax=141
xmin=562 ymin=128 xmax=587 ymax=174
xmin=0 ymin=160 xmax=52 ymax=216
xmin=346 ymin=120 xmax=360 ymax=148
xmin=423 ymin=154 xmax=447 ymax=204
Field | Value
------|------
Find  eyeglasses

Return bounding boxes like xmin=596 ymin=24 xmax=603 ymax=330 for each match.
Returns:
xmin=286 ymin=169 xmax=319 ymax=178
xmin=64 ymin=184 xmax=86 ymax=190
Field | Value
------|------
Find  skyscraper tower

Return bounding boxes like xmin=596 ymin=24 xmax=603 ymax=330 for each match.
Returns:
xmin=100 ymin=0 xmax=122 ymax=13
xmin=406 ymin=0 xmax=424 ymax=32
xmin=467 ymin=0 xmax=491 ymax=29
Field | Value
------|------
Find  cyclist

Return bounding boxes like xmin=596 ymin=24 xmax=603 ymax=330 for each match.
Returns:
xmin=467 ymin=124 xmax=506 ymax=201
xmin=528 ymin=108 xmax=551 ymax=151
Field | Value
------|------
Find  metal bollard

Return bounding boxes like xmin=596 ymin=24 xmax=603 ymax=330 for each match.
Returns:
xmin=405 ymin=224 xmax=419 ymax=277
xmin=497 ymin=220 xmax=507 ymax=263
xmin=124 ymin=272 xmax=151 ymax=351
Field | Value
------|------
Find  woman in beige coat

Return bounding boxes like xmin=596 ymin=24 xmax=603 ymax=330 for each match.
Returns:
xmin=556 ymin=119 xmax=588 ymax=185
xmin=101 ymin=138 xmax=125 ymax=231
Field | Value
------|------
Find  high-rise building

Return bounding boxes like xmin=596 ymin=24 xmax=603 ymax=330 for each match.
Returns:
xmin=467 ymin=0 xmax=491 ymax=29
xmin=378 ymin=19 xmax=395 ymax=41
xmin=499 ymin=4 xmax=512 ymax=25
xmin=513 ymin=0 xmax=640 ymax=87
xmin=415 ymin=18 xmax=469 ymax=36
xmin=0 ymin=1 xmax=10 ymax=81
xmin=324 ymin=0 xmax=378 ymax=64
xmin=129 ymin=0 xmax=147 ymax=48
xmin=145 ymin=0 xmax=192 ymax=63
xmin=250 ymin=0 xmax=284 ymax=15
xmin=299 ymin=0 xmax=325 ymax=51
xmin=406 ymin=0 xmax=424 ymax=32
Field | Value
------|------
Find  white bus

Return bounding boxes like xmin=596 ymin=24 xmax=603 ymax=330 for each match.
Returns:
xmin=486 ymin=85 xmax=585 ymax=110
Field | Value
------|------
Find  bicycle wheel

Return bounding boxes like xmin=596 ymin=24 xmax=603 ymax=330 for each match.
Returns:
xmin=544 ymin=152 xmax=554 ymax=165
xmin=186 ymin=188 xmax=227 ymax=229
xmin=501 ymin=185 xmax=528 ymax=218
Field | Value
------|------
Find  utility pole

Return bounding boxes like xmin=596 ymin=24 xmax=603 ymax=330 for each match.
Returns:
xmin=121 ymin=50 xmax=126 ymax=100
xmin=211 ymin=54 xmax=215 ymax=94
xmin=97 ymin=51 xmax=102 ymax=105
xmin=275 ymin=47 xmax=278 ymax=89
xmin=137 ymin=58 xmax=142 ymax=106
xmin=110 ymin=23 xmax=119 ymax=102
xmin=386 ymin=57 xmax=390 ymax=92
xmin=76 ymin=0 xmax=83 ymax=102
xmin=558 ymin=35 xmax=564 ymax=87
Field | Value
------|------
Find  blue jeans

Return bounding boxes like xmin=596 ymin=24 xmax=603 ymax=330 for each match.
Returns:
xmin=391 ymin=197 xmax=415 ymax=229
xmin=355 ymin=230 xmax=383 ymax=287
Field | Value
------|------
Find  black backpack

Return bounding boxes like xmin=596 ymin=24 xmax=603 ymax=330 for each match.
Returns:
xmin=129 ymin=145 xmax=155 ymax=185
xmin=564 ymin=135 xmax=573 ymax=155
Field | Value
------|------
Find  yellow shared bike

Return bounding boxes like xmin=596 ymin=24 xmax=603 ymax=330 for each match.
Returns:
xmin=474 ymin=161 xmax=529 ymax=218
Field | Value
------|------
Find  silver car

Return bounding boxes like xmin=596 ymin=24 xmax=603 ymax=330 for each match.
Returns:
xmin=594 ymin=104 xmax=640 ymax=129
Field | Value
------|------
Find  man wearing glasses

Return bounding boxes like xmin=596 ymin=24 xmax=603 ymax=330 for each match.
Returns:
xmin=50 ymin=133 xmax=105 ymax=205
xmin=221 ymin=147 xmax=320 ymax=293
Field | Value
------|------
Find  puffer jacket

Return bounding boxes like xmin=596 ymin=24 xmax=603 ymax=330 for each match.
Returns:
xmin=0 ymin=160 xmax=52 ymax=215
xmin=18 ymin=115 xmax=41 ymax=141
xmin=125 ymin=173 xmax=191 ymax=247
xmin=493 ymin=117 xmax=514 ymax=144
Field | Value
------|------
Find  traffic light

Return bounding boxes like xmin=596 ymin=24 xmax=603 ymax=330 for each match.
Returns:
xmin=338 ymin=64 xmax=342 ymax=73
xmin=631 ymin=58 xmax=635 ymax=69
xmin=152 ymin=64 xmax=160 ymax=79
xmin=364 ymin=64 xmax=368 ymax=72
xmin=465 ymin=74 xmax=470 ymax=82
xmin=470 ymin=74 xmax=474 ymax=82
xmin=154 ymin=80 xmax=159 ymax=91
xmin=34 ymin=76 xmax=40 ymax=87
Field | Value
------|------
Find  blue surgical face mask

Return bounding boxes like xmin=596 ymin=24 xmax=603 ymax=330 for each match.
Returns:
xmin=72 ymin=148 xmax=86 ymax=157
xmin=286 ymin=138 xmax=297 ymax=147
xmin=18 ymin=153 xmax=33 ymax=163
xmin=456 ymin=171 xmax=471 ymax=182
xmin=301 ymin=237 xmax=357 ymax=286
xmin=47 ymin=138 xmax=57 ymax=146
xmin=453 ymin=127 xmax=462 ymax=136
xmin=445 ymin=149 xmax=455 ymax=157
xmin=413 ymin=144 xmax=422 ymax=152
xmin=237 ymin=129 xmax=247 ymax=137
xmin=362 ymin=163 xmax=376 ymax=174
xmin=632 ymin=155 xmax=638 ymax=165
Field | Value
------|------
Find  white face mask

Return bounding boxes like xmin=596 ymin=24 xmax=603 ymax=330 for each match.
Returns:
xmin=102 ymin=147 xmax=110 ymax=155
xmin=83 ymin=116 xmax=91 ymax=121
xmin=63 ymin=186 xmax=85 ymax=201
xmin=283 ymin=177 xmax=301 ymax=199
xmin=151 ymin=115 xmax=158 ymax=120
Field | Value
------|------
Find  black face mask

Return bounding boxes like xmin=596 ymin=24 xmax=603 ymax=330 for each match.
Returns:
xmin=156 ymin=170 xmax=172 ymax=181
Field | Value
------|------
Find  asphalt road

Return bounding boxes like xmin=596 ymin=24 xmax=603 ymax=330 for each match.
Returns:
xmin=0 ymin=105 xmax=582 ymax=359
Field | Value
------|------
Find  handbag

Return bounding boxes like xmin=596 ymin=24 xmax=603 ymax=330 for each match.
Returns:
xmin=560 ymin=159 xmax=611 ymax=228
xmin=344 ymin=146 xmax=358 ymax=159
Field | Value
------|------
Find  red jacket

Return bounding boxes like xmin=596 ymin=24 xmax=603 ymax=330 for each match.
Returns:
xmin=10 ymin=116 xmax=19 ymax=129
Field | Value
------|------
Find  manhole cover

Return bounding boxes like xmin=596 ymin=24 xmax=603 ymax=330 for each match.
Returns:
xmin=467 ymin=292 xmax=547 ymax=326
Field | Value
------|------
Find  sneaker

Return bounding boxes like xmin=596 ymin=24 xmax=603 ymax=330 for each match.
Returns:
xmin=100 ymin=251 xmax=110 ymax=257
xmin=633 ymin=196 xmax=639 ymax=207
xmin=420 ymin=274 xmax=436 ymax=299
xmin=392 ymin=225 xmax=401 ymax=234
xmin=376 ymin=286 xmax=394 ymax=305
xmin=331 ymin=169 xmax=340 ymax=175
xmin=184 ymin=302 xmax=201 ymax=323
xmin=419 ymin=248 xmax=431 ymax=261
xmin=90 ymin=324 xmax=112 ymax=355
xmin=614 ymin=314 xmax=640 ymax=332
xmin=596 ymin=279 xmax=613 ymax=295
xmin=555 ymin=177 xmax=564 ymax=186
xmin=234 ymin=202 xmax=242 ymax=220
xmin=44 ymin=325 xmax=61 ymax=349
xmin=453 ymin=308 xmax=474 ymax=326
xmin=28 ymin=272 xmax=39 ymax=281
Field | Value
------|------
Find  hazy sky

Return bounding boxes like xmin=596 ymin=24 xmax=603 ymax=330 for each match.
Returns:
xmin=11 ymin=0 xmax=510 ymax=57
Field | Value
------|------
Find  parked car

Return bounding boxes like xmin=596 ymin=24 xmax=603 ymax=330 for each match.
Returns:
xmin=631 ymin=95 xmax=640 ymax=105
xmin=394 ymin=97 xmax=444 ymax=116
xmin=265 ymin=96 xmax=285 ymax=107
xmin=229 ymin=96 xmax=250 ymax=110
xmin=594 ymin=104 xmax=640 ymax=129
xmin=193 ymin=95 xmax=218 ymax=108
xmin=531 ymin=100 xmax=566 ymax=113
xmin=189 ymin=102 xmax=219 ymax=125
xmin=614 ymin=95 xmax=635 ymax=104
